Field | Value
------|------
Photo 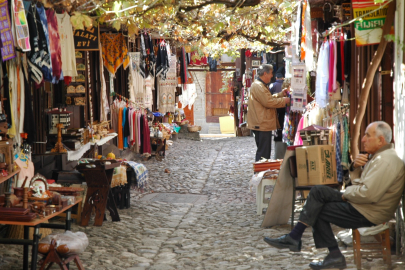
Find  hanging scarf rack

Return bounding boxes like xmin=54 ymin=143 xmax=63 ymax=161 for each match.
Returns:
xmin=111 ymin=92 xmax=148 ymax=111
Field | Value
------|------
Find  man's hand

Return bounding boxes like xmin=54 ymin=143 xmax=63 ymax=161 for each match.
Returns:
xmin=353 ymin=153 xmax=369 ymax=168
xmin=281 ymin=88 xmax=290 ymax=97
xmin=284 ymin=97 xmax=290 ymax=105
xmin=342 ymin=195 xmax=347 ymax=202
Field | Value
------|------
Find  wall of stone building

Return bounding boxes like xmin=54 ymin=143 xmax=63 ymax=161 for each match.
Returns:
xmin=190 ymin=71 xmax=221 ymax=134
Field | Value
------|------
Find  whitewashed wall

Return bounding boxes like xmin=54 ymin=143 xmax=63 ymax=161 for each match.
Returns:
xmin=394 ymin=0 xmax=405 ymax=161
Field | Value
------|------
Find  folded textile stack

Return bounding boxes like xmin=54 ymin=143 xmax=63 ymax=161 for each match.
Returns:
xmin=253 ymin=159 xmax=283 ymax=173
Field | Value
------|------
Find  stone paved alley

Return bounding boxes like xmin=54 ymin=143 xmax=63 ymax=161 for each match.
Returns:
xmin=1 ymin=137 xmax=405 ymax=269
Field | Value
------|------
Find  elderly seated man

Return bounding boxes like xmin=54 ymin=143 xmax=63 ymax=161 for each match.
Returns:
xmin=264 ymin=121 xmax=405 ymax=269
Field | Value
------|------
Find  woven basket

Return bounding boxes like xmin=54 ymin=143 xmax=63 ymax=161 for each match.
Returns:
xmin=187 ymin=126 xmax=200 ymax=132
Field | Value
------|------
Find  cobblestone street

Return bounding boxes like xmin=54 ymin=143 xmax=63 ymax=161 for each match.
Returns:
xmin=1 ymin=137 xmax=405 ymax=269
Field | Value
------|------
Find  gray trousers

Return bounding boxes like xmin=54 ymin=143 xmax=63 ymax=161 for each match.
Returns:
xmin=299 ymin=185 xmax=375 ymax=248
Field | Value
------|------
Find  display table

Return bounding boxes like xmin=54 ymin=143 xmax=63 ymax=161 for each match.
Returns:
xmin=76 ymin=160 xmax=121 ymax=226
xmin=0 ymin=199 xmax=82 ymax=270
xmin=66 ymin=133 xmax=117 ymax=161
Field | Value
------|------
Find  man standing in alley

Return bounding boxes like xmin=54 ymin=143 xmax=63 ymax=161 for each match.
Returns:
xmin=264 ymin=121 xmax=405 ymax=269
xmin=247 ymin=64 xmax=290 ymax=162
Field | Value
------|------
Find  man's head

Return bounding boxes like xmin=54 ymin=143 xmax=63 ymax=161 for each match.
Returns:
xmin=257 ymin=64 xmax=273 ymax=84
xmin=275 ymin=73 xmax=284 ymax=80
xmin=362 ymin=121 xmax=392 ymax=154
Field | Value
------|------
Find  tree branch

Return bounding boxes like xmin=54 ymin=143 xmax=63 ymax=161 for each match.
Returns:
xmin=217 ymin=30 xmax=289 ymax=46
xmin=179 ymin=0 xmax=260 ymax=12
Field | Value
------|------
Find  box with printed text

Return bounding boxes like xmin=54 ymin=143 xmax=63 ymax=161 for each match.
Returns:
xmin=296 ymin=145 xmax=337 ymax=186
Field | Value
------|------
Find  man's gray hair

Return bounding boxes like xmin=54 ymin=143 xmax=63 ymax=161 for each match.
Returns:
xmin=374 ymin=121 xmax=392 ymax=143
xmin=257 ymin=64 xmax=273 ymax=77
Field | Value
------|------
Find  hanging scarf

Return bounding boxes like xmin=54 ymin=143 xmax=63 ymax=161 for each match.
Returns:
xmin=100 ymin=33 xmax=130 ymax=75
xmin=0 ymin=0 xmax=16 ymax=61
xmin=11 ymin=0 xmax=30 ymax=51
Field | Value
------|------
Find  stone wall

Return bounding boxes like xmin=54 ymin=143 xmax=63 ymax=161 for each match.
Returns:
xmin=190 ymin=71 xmax=221 ymax=134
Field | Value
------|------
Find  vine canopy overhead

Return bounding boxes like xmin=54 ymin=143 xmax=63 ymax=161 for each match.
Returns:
xmin=68 ymin=0 xmax=295 ymax=57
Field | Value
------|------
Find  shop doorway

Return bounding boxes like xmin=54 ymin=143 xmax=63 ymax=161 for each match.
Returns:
xmin=205 ymin=72 xmax=233 ymax=123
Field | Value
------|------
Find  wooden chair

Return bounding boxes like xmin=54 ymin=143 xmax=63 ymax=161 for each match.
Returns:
xmin=352 ymin=228 xmax=391 ymax=270
xmin=38 ymin=239 xmax=85 ymax=270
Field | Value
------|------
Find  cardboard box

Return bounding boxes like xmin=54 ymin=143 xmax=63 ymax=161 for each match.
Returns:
xmin=296 ymin=145 xmax=337 ymax=186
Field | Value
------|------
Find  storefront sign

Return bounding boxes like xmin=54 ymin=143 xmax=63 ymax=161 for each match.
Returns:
xmin=74 ymin=27 xmax=99 ymax=51
xmin=352 ymin=0 xmax=393 ymax=46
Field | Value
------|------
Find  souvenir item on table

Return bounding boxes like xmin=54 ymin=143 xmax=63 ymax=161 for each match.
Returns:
xmin=75 ymin=85 xmax=85 ymax=93
xmin=74 ymin=97 xmax=85 ymax=106
xmin=67 ymin=85 xmax=75 ymax=93
xmin=76 ymin=63 xmax=85 ymax=71
xmin=76 ymin=74 xmax=85 ymax=82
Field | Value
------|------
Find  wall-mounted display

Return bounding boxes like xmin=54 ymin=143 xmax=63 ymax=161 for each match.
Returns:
xmin=76 ymin=85 xmax=85 ymax=93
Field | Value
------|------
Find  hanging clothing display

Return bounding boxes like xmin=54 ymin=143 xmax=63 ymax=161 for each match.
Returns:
xmin=46 ymin=9 xmax=62 ymax=83
xmin=11 ymin=0 xmax=30 ymax=51
xmin=99 ymin=43 xmax=109 ymax=122
xmin=179 ymin=83 xmax=197 ymax=110
xmin=128 ymin=52 xmax=144 ymax=104
xmin=315 ymin=41 xmax=329 ymax=108
xmin=0 ymin=0 xmax=16 ymax=61
xmin=110 ymin=99 xmax=151 ymax=153
xmin=157 ymin=74 xmax=176 ymax=114
xmin=100 ymin=33 xmax=130 ymax=76
xmin=179 ymin=47 xmax=188 ymax=84
xmin=26 ymin=3 xmax=43 ymax=83
xmin=37 ymin=5 xmax=52 ymax=82
xmin=56 ymin=12 xmax=77 ymax=77
xmin=22 ymin=56 xmax=35 ymax=144
xmin=144 ymin=75 xmax=153 ymax=111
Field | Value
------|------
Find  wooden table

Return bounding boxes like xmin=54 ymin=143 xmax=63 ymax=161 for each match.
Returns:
xmin=0 ymin=199 xmax=82 ymax=270
xmin=76 ymin=160 xmax=121 ymax=226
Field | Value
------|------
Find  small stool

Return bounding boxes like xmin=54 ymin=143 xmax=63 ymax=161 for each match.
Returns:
xmin=38 ymin=239 xmax=85 ymax=270
xmin=256 ymin=178 xmax=276 ymax=215
xmin=352 ymin=228 xmax=391 ymax=269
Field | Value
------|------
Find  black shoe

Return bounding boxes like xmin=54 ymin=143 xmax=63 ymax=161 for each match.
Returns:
xmin=263 ymin=234 xmax=302 ymax=252
xmin=309 ymin=253 xmax=347 ymax=269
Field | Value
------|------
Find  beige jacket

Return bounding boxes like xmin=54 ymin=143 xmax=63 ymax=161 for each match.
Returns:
xmin=344 ymin=144 xmax=405 ymax=225
xmin=247 ymin=80 xmax=286 ymax=131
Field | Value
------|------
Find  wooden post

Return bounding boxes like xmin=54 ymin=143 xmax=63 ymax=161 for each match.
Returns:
xmin=351 ymin=0 xmax=396 ymax=158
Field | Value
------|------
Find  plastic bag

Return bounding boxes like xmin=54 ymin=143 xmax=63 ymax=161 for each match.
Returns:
xmin=38 ymin=231 xmax=88 ymax=255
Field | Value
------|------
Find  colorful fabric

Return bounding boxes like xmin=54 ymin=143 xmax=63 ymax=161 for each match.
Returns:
xmin=335 ymin=122 xmax=343 ymax=183
xmin=341 ymin=117 xmax=349 ymax=169
xmin=111 ymin=165 xmax=128 ymax=188
xmin=157 ymin=74 xmax=176 ymax=114
xmin=100 ymin=33 xmax=130 ymax=75
xmin=126 ymin=161 xmax=148 ymax=190
xmin=26 ymin=3 xmax=43 ymax=83
xmin=11 ymin=0 xmax=30 ymax=51
xmin=46 ymin=9 xmax=62 ymax=83
xmin=37 ymin=6 xmax=52 ymax=82
xmin=0 ymin=0 xmax=16 ymax=61
xmin=118 ymin=107 xmax=123 ymax=150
